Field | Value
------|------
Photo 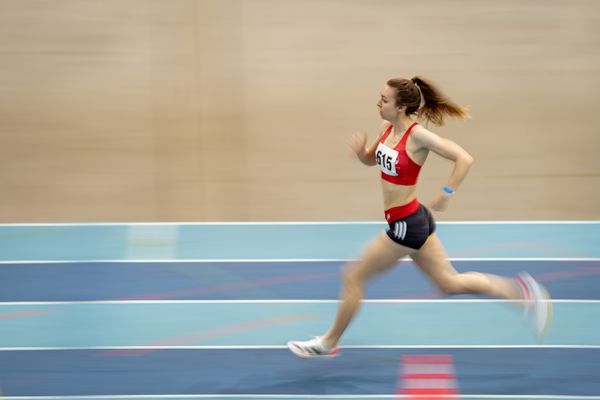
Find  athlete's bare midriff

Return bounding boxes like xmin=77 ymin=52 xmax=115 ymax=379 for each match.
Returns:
xmin=380 ymin=179 xmax=418 ymax=210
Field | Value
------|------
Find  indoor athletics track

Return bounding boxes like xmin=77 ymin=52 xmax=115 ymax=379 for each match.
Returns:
xmin=0 ymin=221 xmax=598 ymax=399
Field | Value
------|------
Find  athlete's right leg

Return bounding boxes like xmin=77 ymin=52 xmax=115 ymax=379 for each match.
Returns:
xmin=323 ymin=232 xmax=416 ymax=347
xmin=287 ymin=232 xmax=414 ymax=358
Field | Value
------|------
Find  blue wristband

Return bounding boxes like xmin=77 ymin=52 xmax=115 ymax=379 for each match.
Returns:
xmin=442 ymin=186 xmax=455 ymax=195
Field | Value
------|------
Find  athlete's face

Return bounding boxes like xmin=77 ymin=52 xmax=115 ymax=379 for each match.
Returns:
xmin=377 ymin=85 xmax=404 ymax=121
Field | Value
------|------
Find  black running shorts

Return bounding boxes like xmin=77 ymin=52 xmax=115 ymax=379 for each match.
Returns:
xmin=385 ymin=204 xmax=436 ymax=250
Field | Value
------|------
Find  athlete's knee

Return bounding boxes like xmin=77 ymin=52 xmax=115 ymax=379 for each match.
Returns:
xmin=436 ymin=272 xmax=487 ymax=295
xmin=435 ymin=276 xmax=465 ymax=295
xmin=341 ymin=264 xmax=364 ymax=294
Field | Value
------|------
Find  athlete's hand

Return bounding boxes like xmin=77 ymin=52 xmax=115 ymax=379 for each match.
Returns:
xmin=349 ymin=132 xmax=367 ymax=158
xmin=429 ymin=192 xmax=451 ymax=212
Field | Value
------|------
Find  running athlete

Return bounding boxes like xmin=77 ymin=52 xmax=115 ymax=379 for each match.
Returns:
xmin=288 ymin=76 xmax=552 ymax=358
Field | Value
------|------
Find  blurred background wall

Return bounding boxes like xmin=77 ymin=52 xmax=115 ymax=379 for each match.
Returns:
xmin=0 ymin=0 xmax=598 ymax=222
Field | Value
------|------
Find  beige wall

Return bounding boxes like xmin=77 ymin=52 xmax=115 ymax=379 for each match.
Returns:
xmin=0 ymin=0 xmax=598 ymax=222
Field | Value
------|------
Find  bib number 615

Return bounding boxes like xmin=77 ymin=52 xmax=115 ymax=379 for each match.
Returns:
xmin=376 ymin=150 xmax=393 ymax=170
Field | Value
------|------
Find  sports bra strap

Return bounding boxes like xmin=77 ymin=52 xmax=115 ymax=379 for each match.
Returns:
xmin=380 ymin=124 xmax=394 ymax=142
xmin=399 ymin=122 xmax=419 ymax=145
xmin=380 ymin=122 xmax=418 ymax=147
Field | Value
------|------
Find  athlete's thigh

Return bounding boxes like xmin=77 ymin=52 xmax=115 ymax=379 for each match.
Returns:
xmin=409 ymin=233 xmax=458 ymax=284
xmin=350 ymin=232 xmax=416 ymax=283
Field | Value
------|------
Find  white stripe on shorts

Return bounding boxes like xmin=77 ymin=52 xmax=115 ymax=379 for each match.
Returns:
xmin=393 ymin=221 xmax=407 ymax=241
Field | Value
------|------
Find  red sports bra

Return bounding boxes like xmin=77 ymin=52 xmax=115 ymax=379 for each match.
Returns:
xmin=375 ymin=122 xmax=422 ymax=185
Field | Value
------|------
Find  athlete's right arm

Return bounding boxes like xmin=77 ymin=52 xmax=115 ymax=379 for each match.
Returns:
xmin=350 ymin=122 xmax=390 ymax=166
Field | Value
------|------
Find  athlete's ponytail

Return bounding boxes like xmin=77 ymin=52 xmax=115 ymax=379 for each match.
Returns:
xmin=387 ymin=76 xmax=469 ymax=126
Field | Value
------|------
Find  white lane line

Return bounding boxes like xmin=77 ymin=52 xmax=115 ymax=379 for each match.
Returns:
xmin=0 ymin=220 xmax=599 ymax=226
xmin=0 ymin=258 xmax=599 ymax=264
xmin=1 ymin=344 xmax=600 ymax=351
xmin=0 ymin=299 xmax=595 ymax=305
xmin=3 ymin=395 xmax=600 ymax=400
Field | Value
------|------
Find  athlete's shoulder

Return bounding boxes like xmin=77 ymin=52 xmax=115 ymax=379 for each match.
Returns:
xmin=411 ymin=124 xmax=442 ymax=148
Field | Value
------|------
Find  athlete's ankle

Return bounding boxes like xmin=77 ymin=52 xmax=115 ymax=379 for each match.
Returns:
xmin=321 ymin=335 xmax=337 ymax=350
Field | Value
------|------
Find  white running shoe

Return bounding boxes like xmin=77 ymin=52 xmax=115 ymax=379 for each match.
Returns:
xmin=518 ymin=272 xmax=553 ymax=336
xmin=287 ymin=336 xmax=338 ymax=358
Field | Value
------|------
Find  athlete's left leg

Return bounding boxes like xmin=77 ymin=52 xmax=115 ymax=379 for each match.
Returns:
xmin=410 ymin=233 xmax=552 ymax=334
xmin=410 ymin=233 xmax=522 ymax=299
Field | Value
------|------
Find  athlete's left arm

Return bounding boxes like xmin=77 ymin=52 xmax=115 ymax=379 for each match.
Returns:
xmin=412 ymin=127 xmax=474 ymax=211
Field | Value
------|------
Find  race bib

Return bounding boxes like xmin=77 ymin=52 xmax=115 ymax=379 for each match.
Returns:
xmin=375 ymin=142 xmax=398 ymax=176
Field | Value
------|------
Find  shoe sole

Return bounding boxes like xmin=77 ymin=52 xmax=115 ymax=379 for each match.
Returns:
xmin=526 ymin=275 xmax=553 ymax=336
xmin=538 ymin=287 xmax=553 ymax=336
xmin=287 ymin=342 xmax=338 ymax=358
